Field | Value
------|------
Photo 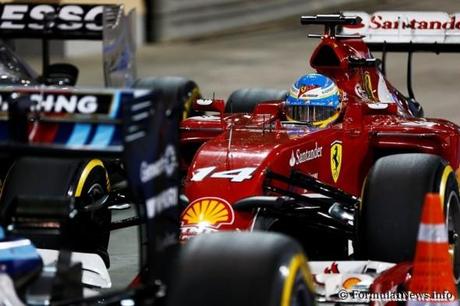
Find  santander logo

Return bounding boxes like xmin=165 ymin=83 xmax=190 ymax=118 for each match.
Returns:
xmin=289 ymin=143 xmax=323 ymax=167
xmin=340 ymin=12 xmax=460 ymax=43
xmin=369 ymin=15 xmax=460 ymax=30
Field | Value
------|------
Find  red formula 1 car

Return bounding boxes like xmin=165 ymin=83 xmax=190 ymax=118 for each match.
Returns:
xmin=179 ymin=13 xmax=460 ymax=278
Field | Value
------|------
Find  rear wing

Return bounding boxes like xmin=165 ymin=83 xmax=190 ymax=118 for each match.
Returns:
xmin=0 ymin=2 xmax=136 ymax=87
xmin=339 ymin=11 xmax=460 ymax=52
xmin=0 ymin=86 xmax=136 ymax=155
xmin=334 ymin=11 xmax=460 ymax=99
xmin=0 ymin=85 xmax=181 ymax=286
xmin=0 ymin=3 xmax=120 ymax=40
xmin=302 ymin=13 xmax=460 ymax=99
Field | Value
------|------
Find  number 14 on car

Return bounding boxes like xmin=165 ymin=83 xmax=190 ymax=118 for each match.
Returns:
xmin=191 ymin=167 xmax=257 ymax=182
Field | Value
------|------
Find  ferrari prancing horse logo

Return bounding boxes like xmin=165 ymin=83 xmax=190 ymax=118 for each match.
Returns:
xmin=330 ymin=141 xmax=342 ymax=183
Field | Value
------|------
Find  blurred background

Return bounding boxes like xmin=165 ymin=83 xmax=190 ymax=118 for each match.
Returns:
xmin=10 ymin=0 xmax=459 ymax=122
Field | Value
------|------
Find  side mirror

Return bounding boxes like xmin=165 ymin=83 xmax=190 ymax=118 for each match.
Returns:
xmin=365 ymin=102 xmax=398 ymax=115
xmin=408 ymin=98 xmax=424 ymax=118
xmin=42 ymin=63 xmax=79 ymax=86
xmin=192 ymin=98 xmax=225 ymax=114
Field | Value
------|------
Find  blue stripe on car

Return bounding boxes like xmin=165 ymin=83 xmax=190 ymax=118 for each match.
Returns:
xmin=66 ymin=123 xmax=91 ymax=146
xmin=90 ymin=125 xmax=115 ymax=148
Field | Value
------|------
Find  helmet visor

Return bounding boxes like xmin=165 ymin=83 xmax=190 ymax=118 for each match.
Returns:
xmin=286 ymin=105 xmax=336 ymax=123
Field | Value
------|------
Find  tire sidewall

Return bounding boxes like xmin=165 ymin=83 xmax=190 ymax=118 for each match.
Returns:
xmin=72 ymin=160 xmax=111 ymax=265
xmin=358 ymin=154 xmax=460 ymax=275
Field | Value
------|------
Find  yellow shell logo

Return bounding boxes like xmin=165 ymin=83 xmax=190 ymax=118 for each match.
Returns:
xmin=182 ymin=198 xmax=234 ymax=228
xmin=342 ymin=277 xmax=361 ymax=290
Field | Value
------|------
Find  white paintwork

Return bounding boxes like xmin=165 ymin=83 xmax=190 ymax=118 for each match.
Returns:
xmin=38 ymin=249 xmax=111 ymax=289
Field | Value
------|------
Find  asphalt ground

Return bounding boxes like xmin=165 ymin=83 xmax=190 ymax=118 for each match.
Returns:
xmin=20 ymin=0 xmax=460 ymax=290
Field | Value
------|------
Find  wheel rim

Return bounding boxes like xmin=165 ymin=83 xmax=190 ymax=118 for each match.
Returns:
xmin=86 ymin=183 xmax=105 ymax=203
xmin=290 ymin=277 xmax=311 ymax=306
xmin=445 ymin=189 xmax=460 ymax=282
xmin=281 ymin=254 xmax=315 ymax=306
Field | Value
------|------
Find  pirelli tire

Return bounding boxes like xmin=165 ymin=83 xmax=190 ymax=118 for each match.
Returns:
xmin=357 ymin=153 xmax=460 ymax=279
xmin=0 ymin=157 xmax=111 ymax=266
xmin=167 ymin=232 xmax=315 ymax=306
xmin=73 ymin=159 xmax=112 ymax=266
xmin=133 ymin=76 xmax=201 ymax=120
xmin=225 ymin=88 xmax=288 ymax=113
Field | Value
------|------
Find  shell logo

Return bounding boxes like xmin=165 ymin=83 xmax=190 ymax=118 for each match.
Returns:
xmin=342 ymin=277 xmax=361 ymax=290
xmin=180 ymin=197 xmax=235 ymax=241
xmin=181 ymin=197 xmax=234 ymax=228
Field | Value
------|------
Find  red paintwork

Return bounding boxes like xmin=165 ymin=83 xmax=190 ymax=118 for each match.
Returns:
xmin=179 ymin=34 xmax=460 ymax=237
xmin=369 ymin=262 xmax=412 ymax=306
xmin=324 ymin=262 xmax=340 ymax=274
xmin=28 ymin=121 xmax=60 ymax=143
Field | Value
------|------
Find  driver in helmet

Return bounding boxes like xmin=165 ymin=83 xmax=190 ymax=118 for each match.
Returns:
xmin=285 ymin=73 xmax=342 ymax=127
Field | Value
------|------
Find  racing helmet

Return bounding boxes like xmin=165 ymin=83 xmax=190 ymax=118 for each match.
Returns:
xmin=286 ymin=73 xmax=341 ymax=126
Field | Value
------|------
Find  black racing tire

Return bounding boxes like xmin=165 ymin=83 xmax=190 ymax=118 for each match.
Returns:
xmin=225 ymin=88 xmax=288 ymax=113
xmin=0 ymin=157 xmax=112 ymax=266
xmin=167 ymin=232 xmax=315 ymax=306
xmin=133 ymin=76 xmax=201 ymax=120
xmin=72 ymin=159 xmax=112 ymax=267
xmin=357 ymin=153 xmax=460 ymax=279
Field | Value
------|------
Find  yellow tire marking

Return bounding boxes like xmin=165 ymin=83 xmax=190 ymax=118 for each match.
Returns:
xmin=440 ymin=165 xmax=454 ymax=207
xmin=440 ymin=165 xmax=456 ymax=265
xmin=75 ymin=159 xmax=109 ymax=197
xmin=281 ymin=253 xmax=314 ymax=306
xmin=183 ymin=87 xmax=200 ymax=120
